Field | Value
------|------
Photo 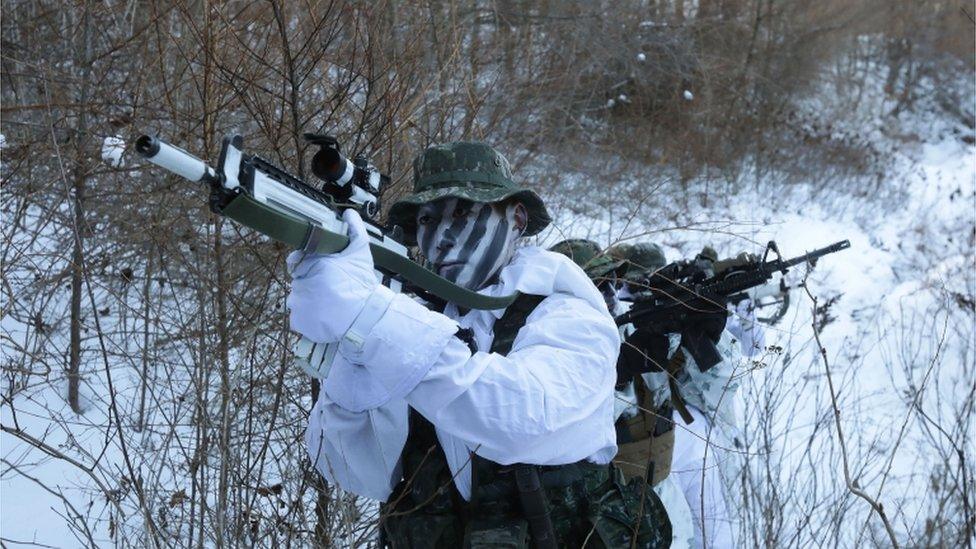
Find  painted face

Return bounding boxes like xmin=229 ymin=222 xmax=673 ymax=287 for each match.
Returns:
xmin=598 ymin=280 xmax=618 ymax=311
xmin=416 ymin=198 xmax=522 ymax=291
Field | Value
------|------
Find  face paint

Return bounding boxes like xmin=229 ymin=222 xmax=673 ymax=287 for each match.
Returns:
xmin=416 ymin=197 xmax=522 ymax=291
xmin=598 ymin=280 xmax=618 ymax=311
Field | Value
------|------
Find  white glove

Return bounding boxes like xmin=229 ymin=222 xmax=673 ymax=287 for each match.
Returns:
xmin=733 ymin=299 xmax=757 ymax=328
xmin=727 ymin=299 xmax=765 ymax=357
xmin=287 ymin=209 xmax=379 ymax=344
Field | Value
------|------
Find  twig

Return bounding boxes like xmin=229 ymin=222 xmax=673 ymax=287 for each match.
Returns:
xmin=803 ymin=280 xmax=900 ymax=548
xmin=962 ymin=6 xmax=976 ymax=25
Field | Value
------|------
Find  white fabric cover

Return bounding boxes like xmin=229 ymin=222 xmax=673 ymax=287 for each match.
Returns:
xmin=669 ymin=405 xmax=738 ymax=549
xmin=295 ymin=246 xmax=620 ymax=501
xmin=654 ymin=476 xmax=694 ymax=548
xmin=724 ymin=299 xmax=766 ymax=357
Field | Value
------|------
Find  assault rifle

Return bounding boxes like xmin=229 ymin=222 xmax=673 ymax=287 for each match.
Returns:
xmin=616 ymin=239 xmax=850 ymax=372
xmin=135 ymin=133 xmax=518 ymax=376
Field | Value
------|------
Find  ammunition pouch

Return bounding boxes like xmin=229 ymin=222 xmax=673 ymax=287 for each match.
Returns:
xmin=614 ymin=379 xmax=676 ymax=486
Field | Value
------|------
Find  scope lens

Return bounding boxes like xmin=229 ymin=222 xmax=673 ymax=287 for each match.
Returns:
xmin=311 ymin=148 xmax=346 ymax=182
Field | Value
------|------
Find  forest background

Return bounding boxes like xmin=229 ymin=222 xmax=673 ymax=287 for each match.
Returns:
xmin=1 ymin=0 xmax=974 ymax=547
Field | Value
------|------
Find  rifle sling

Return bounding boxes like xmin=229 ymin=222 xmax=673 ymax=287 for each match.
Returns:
xmin=668 ymin=377 xmax=695 ymax=425
xmin=220 ymin=193 xmax=520 ymax=311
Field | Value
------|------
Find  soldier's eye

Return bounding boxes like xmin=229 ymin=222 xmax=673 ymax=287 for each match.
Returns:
xmin=418 ymin=215 xmax=435 ymax=225
xmin=452 ymin=207 xmax=470 ymax=219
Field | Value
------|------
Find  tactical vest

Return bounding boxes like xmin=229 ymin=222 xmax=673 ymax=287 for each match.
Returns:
xmin=379 ymin=294 xmax=671 ymax=548
xmin=613 ymin=381 xmax=675 ymax=485
xmin=613 ymin=348 xmax=697 ymax=485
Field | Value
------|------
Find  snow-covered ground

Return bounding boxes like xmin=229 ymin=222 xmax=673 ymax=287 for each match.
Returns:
xmin=3 ymin=76 xmax=974 ymax=547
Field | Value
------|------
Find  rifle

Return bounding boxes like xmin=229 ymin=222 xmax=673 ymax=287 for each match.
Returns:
xmin=616 ymin=240 xmax=850 ymax=373
xmin=135 ymin=133 xmax=519 ymax=376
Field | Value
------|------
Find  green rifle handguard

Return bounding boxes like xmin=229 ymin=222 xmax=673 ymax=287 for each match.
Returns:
xmin=220 ymin=193 xmax=519 ymax=311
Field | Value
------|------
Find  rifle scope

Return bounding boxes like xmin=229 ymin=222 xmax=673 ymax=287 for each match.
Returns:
xmin=304 ymin=133 xmax=386 ymax=218
xmin=305 ymin=133 xmax=383 ymax=192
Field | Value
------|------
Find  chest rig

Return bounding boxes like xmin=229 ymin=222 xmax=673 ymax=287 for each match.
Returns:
xmin=379 ymin=294 xmax=671 ymax=549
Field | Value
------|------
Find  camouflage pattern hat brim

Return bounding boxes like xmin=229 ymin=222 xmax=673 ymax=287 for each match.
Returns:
xmin=549 ymin=238 xmax=625 ymax=282
xmin=586 ymin=258 xmax=627 ymax=280
xmin=387 ymin=184 xmax=550 ymax=245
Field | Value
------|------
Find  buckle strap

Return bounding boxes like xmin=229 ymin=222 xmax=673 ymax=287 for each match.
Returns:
xmin=475 ymin=461 xmax=608 ymax=501
xmin=514 ymin=465 xmax=558 ymax=549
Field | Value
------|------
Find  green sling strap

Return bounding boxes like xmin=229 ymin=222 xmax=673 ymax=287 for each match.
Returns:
xmin=220 ymin=193 xmax=519 ymax=311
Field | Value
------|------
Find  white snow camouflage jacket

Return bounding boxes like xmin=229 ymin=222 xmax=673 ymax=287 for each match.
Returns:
xmin=292 ymin=246 xmax=621 ymax=501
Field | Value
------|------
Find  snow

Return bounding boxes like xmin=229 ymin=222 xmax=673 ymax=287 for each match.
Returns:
xmin=531 ymin=105 xmax=974 ymax=545
xmin=637 ymin=52 xmax=647 ymax=62
xmin=101 ymin=135 xmax=125 ymax=168
xmin=683 ymin=89 xmax=694 ymax=101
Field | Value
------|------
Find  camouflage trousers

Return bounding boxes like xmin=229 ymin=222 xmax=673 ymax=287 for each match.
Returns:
xmin=380 ymin=462 xmax=671 ymax=548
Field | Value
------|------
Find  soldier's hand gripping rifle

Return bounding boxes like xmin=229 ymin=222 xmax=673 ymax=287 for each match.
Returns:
xmin=615 ymin=240 xmax=850 ymax=375
xmin=135 ymin=133 xmax=519 ymax=376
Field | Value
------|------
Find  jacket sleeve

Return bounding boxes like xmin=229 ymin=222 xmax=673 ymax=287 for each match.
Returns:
xmin=330 ymin=288 xmax=621 ymax=466
xmin=305 ymin=380 xmax=409 ymax=502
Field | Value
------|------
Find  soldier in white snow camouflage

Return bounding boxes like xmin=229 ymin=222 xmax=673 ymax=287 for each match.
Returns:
xmin=290 ymin=141 xmax=671 ymax=548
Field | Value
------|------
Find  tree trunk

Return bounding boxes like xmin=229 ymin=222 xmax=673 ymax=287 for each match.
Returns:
xmin=68 ymin=0 xmax=93 ymax=415
xmin=698 ymin=0 xmax=714 ymax=19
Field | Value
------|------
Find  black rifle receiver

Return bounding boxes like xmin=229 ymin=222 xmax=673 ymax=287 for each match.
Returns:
xmin=617 ymin=239 xmax=850 ymax=372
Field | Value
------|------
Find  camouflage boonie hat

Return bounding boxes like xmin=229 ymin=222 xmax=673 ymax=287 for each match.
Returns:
xmin=609 ymin=242 xmax=667 ymax=281
xmin=548 ymin=239 xmax=625 ymax=280
xmin=387 ymin=141 xmax=551 ymax=245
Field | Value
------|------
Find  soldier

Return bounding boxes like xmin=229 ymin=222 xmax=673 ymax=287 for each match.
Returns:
xmin=550 ymin=240 xmax=695 ymax=548
xmin=610 ymin=242 xmax=767 ymax=549
xmin=288 ymin=142 xmax=670 ymax=548
xmin=546 ymin=238 xmax=625 ymax=310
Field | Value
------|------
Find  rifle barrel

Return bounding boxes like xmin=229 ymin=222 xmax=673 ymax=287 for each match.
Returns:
xmin=781 ymin=239 xmax=850 ymax=269
xmin=135 ymin=135 xmax=218 ymax=183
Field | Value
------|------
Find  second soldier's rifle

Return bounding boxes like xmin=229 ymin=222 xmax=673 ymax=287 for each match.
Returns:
xmin=713 ymin=252 xmax=809 ymax=326
xmin=616 ymin=239 xmax=850 ymax=372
